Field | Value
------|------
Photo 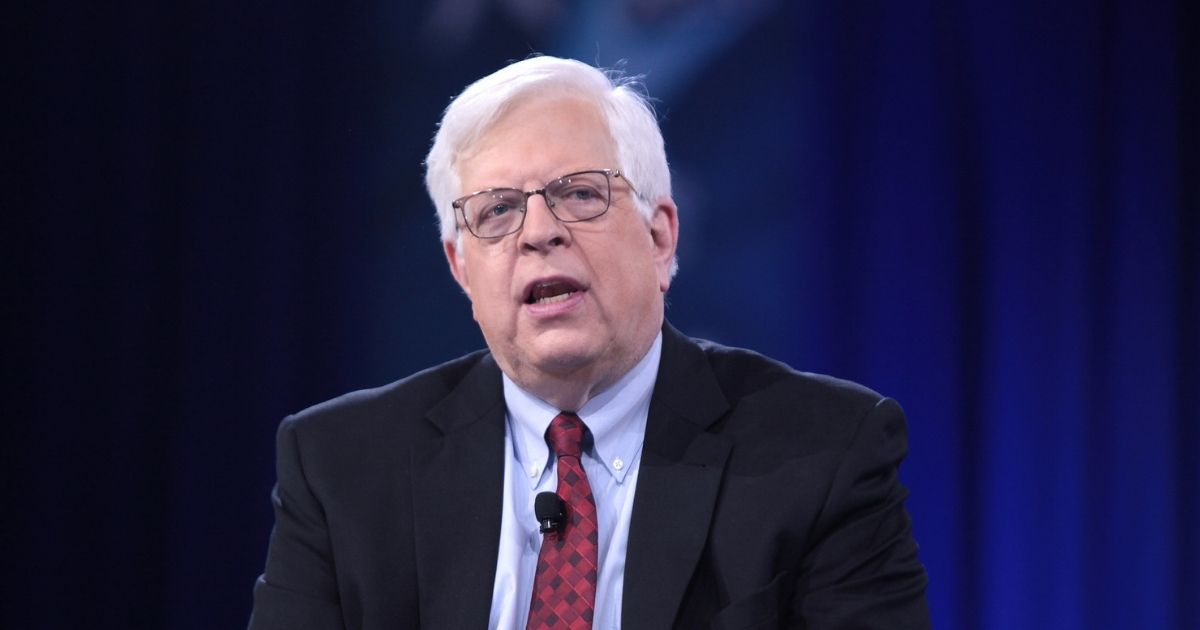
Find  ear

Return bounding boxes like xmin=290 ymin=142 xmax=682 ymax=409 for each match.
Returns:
xmin=647 ymin=197 xmax=679 ymax=292
xmin=444 ymin=239 xmax=471 ymax=298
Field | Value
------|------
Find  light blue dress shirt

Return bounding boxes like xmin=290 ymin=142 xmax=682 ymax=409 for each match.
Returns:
xmin=488 ymin=332 xmax=662 ymax=630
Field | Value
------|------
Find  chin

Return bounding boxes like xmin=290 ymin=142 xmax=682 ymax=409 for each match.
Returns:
xmin=523 ymin=332 xmax=608 ymax=374
xmin=531 ymin=343 xmax=603 ymax=373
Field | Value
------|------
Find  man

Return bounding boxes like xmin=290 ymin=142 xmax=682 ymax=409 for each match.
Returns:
xmin=249 ymin=56 xmax=930 ymax=629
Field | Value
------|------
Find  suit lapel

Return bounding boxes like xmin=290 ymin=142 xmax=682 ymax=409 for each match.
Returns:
xmin=622 ymin=324 xmax=732 ymax=630
xmin=410 ymin=354 xmax=507 ymax=628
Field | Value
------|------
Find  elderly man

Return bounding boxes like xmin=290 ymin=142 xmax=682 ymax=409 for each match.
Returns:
xmin=249 ymin=56 xmax=930 ymax=629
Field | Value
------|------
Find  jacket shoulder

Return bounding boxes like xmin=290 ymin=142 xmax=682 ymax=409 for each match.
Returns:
xmin=281 ymin=349 xmax=492 ymax=442
xmin=692 ymin=337 xmax=886 ymax=413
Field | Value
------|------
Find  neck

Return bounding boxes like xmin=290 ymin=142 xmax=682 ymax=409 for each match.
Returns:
xmin=503 ymin=331 xmax=658 ymax=412
xmin=520 ymin=375 xmax=611 ymax=413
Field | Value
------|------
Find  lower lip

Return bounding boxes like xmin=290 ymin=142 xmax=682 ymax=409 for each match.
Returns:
xmin=524 ymin=290 xmax=586 ymax=319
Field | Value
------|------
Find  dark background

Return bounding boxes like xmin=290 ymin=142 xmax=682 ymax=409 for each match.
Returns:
xmin=8 ymin=1 xmax=1197 ymax=628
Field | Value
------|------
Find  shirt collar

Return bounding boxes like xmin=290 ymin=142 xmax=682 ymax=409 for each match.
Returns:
xmin=503 ymin=331 xmax=662 ymax=487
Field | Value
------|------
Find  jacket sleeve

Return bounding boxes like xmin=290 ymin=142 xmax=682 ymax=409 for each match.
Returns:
xmin=795 ymin=397 xmax=931 ymax=629
xmin=248 ymin=416 xmax=346 ymax=630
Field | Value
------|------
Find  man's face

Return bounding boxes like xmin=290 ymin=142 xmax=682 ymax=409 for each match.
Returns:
xmin=444 ymin=96 xmax=678 ymax=406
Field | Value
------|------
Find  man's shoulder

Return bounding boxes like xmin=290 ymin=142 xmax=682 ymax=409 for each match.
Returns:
xmin=689 ymin=334 xmax=882 ymax=400
xmin=680 ymin=333 xmax=889 ymax=425
xmin=671 ymin=332 xmax=902 ymax=463
xmin=281 ymin=348 xmax=495 ymax=438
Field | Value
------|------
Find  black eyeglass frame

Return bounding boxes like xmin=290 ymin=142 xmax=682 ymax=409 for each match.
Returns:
xmin=451 ymin=168 xmax=639 ymax=239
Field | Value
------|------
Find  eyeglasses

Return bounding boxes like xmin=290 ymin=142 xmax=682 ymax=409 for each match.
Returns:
xmin=452 ymin=169 xmax=638 ymax=239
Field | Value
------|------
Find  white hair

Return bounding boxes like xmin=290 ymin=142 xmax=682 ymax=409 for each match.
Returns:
xmin=423 ymin=55 xmax=675 ymax=275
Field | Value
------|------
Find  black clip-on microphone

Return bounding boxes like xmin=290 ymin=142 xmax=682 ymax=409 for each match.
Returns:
xmin=534 ymin=491 xmax=566 ymax=534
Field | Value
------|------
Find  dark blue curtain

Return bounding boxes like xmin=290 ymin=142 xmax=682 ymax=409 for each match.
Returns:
xmin=10 ymin=1 xmax=1196 ymax=629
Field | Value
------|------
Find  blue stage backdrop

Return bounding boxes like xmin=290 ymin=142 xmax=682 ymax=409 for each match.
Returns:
xmin=10 ymin=1 xmax=1196 ymax=628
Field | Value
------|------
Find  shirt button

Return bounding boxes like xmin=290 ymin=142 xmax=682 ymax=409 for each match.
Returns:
xmin=528 ymin=465 xmax=539 ymax=477
xmin=612 ymin=457 xmax=624 ymax=471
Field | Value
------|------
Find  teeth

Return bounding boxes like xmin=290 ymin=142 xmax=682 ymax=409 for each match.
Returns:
xmin=534 ymin=291 xmax=575 ymax=305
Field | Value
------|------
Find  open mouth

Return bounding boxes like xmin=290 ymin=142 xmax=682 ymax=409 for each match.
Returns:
xmin=524 ymin=278 xmax=584 ymax=305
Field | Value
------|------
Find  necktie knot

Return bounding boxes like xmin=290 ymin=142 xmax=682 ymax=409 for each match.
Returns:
xmin=546 ymin=413 xmax=586 ymax=459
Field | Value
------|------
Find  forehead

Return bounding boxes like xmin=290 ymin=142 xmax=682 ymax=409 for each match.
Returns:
xmin=456 ymin=96 xmax=618 ymax=189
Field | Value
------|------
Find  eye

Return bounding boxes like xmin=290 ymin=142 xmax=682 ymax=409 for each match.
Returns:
xmin=480 ymin=202 xmax=511 ymax=219
xmin=559 ymin=184 xmax=605 ymax=203
xmin=470 ymin=190 xmax=524 ymax=226
xmin=567 ymin=187 xmax=598 ymax=201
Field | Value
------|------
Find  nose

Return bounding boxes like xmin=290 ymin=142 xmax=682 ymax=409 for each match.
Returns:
xmin=518 ymin=191 xmax=571 ymax=252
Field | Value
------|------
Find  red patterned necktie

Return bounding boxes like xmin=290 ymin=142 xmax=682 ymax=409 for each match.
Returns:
xmin=526 ymin=413 xmax=599 ymax=630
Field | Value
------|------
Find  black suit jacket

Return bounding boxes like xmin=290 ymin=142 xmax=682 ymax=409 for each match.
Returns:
xmin=249 ymin=324 xmax=930 ymax=629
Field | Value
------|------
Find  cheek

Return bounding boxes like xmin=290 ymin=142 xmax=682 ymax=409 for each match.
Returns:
xmin=607 ymin=243 xmax=660 ymax=304
xmin=464 ymin=263 xmax=511 ymax=324
xmin=478 ymin=285 xmax=508 ymax=315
